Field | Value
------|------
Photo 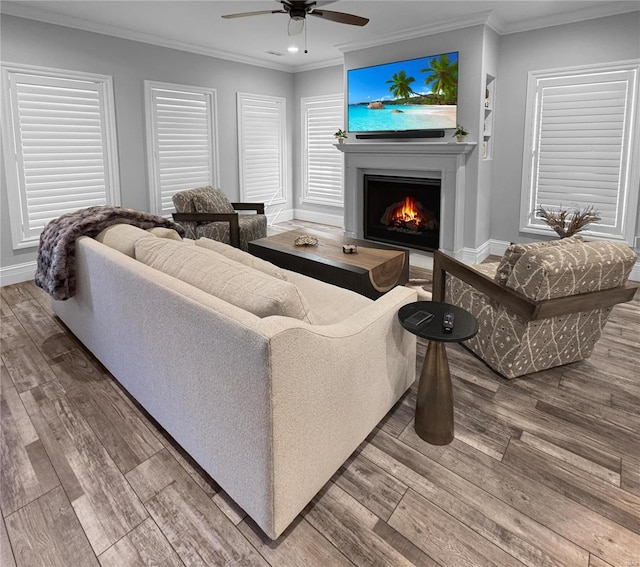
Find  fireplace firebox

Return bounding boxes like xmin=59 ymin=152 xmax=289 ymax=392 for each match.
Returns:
xmin=364 ymin=174 xmax=441 ymax=252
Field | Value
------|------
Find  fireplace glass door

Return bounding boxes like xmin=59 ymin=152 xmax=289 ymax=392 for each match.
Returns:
xmin=364 ymin=175 xmax=441 ymax=251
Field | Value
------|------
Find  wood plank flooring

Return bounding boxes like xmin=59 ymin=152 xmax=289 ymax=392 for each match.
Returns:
xmin=1 ymin=221 xmax=639 ymax=566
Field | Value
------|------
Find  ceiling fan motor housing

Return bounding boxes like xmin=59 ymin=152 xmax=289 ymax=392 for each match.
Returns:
xmin=289 ymin=8 xmax=306 ymax=21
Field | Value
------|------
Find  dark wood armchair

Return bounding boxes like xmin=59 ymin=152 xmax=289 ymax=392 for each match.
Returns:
xmin=172 ymin=187 xmax=267 ymax=250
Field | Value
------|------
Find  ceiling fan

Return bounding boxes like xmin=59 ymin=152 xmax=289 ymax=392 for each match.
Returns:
xmin=222 ymin=0 xmax=369 ymax=36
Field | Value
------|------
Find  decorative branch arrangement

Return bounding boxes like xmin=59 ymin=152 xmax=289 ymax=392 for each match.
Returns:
xmin=535 ymin=205 xmax=601 ymax=238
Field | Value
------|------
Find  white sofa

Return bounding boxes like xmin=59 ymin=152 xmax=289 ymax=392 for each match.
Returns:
xmin=52 ymin=225 xmax=417 ymax=539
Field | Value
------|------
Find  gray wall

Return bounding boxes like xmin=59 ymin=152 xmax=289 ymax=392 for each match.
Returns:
xmin=491 ymin=11 xmax=640 ymax=247
xmin=1 ymin=15 xmax=294 ymax=269
xmin=475 ymin=25 xmax=500 ymax=249
xmin=292 ymin=65 xmax=344 ymax=222
xmin=343 ymin=25 xmax=486 ymax=249
xmin=3 ymin=11 xmax=639 ymax=272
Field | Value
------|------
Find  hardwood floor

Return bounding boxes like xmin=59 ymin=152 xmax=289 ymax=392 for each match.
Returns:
xmin=1 ymin=223 xmax=639 ymax=566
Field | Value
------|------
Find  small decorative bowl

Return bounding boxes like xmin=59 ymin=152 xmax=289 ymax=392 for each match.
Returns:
xmin=294 ymin=235 xmax=319 ymax=247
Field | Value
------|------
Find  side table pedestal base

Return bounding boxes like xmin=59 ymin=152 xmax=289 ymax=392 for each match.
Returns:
xmin=415 ymin=341 xmax=454 ymax=445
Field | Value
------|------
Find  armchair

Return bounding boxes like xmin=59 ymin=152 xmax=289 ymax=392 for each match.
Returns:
xmin=172 ymin=186 xmax=267 ymax=250
xmin=433 ymin=239 xmax=637 ymax=378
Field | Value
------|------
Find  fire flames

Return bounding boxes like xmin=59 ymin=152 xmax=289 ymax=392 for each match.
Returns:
xmin=389 ymin=196 xmax=425 ymax=231
xmin=391 ymin=196 xmax=423 ymax=225
xmin=380 ymin=196 xmax=438 ymax=233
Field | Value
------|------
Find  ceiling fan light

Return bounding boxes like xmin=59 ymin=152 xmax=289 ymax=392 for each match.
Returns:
xmin=288 ymin=16 xmax=305 ymax=36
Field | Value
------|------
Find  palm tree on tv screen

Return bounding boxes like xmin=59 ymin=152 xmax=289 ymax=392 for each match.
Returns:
xmin=421 ymin=54 xmax=458 ymax=104
xmin=386 ymin=70 xmax=415 ymax=101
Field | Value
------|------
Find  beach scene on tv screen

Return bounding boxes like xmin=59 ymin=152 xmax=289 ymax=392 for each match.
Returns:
xmin=348 ymin=52 xmax=458 ymax=132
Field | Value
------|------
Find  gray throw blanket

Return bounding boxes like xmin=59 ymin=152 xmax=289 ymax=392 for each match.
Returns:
xmin=35 ymin=206 xmax=186 ymax=300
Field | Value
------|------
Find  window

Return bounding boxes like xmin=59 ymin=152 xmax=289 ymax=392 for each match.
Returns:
xmin=301 ymin=95 xmax=344 ymax=207
xmin=145 ymin=81 xmax=218 ymax=216
xmin=237 ymin=92 xmax=287 ymax=205
xmin=520 ymin=61 xmax=639 ymax=243
xmin=1 ymin=63 xmax=120 ymax=249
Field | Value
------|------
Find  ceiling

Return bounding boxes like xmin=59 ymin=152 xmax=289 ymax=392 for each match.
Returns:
xmin=2 ymin=1 xmax=639 ymax=72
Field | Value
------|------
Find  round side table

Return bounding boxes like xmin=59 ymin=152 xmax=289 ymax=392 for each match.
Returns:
xmin=398 ymin=301 xmax=478 ymax=445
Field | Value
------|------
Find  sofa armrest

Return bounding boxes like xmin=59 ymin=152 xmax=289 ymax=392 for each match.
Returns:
xmin=257 ymin=284 xmax=418 ymax=537
xmin=257 ymin=285 xmax=417 ymax=337
xmin=433 ymin=250 xmax=638 ymax=321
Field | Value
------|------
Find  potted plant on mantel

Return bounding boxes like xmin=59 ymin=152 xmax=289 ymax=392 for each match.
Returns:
xmin=453 ymin=124 xmax=468 ymax=142
xmin=334 ymin=129 xmax=348 ymax=144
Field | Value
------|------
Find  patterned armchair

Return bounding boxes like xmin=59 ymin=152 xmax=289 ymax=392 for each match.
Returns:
xmin=172 ymin=186 xmax=267 ymax=251
xmin=433 ymin=237 xmax=638 ymax=378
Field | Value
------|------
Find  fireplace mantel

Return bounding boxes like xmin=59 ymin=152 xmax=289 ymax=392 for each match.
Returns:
xmin=335 ymin=141 xmax=476 ymax=256
xmin=334 ymin=141 xmax=476 ymax=156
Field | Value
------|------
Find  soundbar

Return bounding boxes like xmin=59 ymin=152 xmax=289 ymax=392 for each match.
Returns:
xmin=355 ymin=130 xmax=445 ymax=140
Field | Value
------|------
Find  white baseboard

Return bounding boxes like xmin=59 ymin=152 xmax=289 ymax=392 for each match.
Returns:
xmin=0 ymin=260 xmax=37 ymax=286
xmin=630 ymin=261 xmax=640 ymax=283
xmin=266 ymin=207 xmax=294 ymax=225
xmin=292 ymin=209 xmax=344 ymax=227
xmin=458 ymin=239 xmax=510 ymax=265
xmin=489 ymin=239 xmax=511 ymax=258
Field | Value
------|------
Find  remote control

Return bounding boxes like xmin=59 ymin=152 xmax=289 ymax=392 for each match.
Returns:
xmin=404 ymin=310 xmax=434 ymax=330
xmin=443 ymin=312 xmax=454 ymax=332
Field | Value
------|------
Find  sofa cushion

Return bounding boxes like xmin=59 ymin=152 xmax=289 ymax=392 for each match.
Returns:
xmin=195 ymin=237 xmax=286 ymax=280
xmin=506 ymin=240 xmax=637 ymax=301
xmin=192 ymin=187 xmax=235 ymax=214
xmin=494 ymin=235 xmax=583 ymax=286
xmin=146 ymin=227 xmax=183 ymax=241
xmin=95 ymin=224 xmax=156 ymax=257
xmin=135 ymin=238 xmax=313 ymax=323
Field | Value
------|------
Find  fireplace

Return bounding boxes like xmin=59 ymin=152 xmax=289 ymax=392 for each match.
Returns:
xmin=336 ymin=142 xmax=474 ymax=257
xmin=364 ymin=174 xmax=441 ymax=251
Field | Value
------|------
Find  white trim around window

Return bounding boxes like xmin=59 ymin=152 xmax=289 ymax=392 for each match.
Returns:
xmin=237 ymin=92 xmax=287 ymax=205
xmin=144 ymin=81 xmax=219 ymax=217
xmin=519 ymin=60 xmax=640 ymax=243
xmin=301 ymin=94 xmax=344 ymax=208
xmin=1 ymin=62 xmax=120 ymax=249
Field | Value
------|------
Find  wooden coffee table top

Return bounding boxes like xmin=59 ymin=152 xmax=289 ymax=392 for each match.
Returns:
xmin=248 ymin=229 xmax=409 ymax=298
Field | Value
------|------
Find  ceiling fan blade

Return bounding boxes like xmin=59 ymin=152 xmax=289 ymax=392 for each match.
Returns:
xmin=309 ymin=10 xmax=369 ymax=26
xmin=222 ymin=10 xmax=285 ymax=19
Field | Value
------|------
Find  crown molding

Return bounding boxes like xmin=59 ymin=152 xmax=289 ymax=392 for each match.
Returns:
xmin=290 ymin=56 xmax=344 ymax=73
xmin=3 ymin=2 xmax=639 ymax=74
xmin=502 ymin=2 xmax=640 ymax=35
xmin=0 ymin=2 xmax=294 ymax=73
xmin=336 ymin=11 xmax=493 ymax=53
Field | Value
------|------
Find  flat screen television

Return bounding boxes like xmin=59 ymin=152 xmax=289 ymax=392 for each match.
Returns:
xmin=347 ymin=52 xmax=458 ymax=136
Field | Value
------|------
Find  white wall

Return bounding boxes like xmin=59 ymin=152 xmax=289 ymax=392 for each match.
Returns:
xmin=0 ymin=15 xmax=294 ymax=271
xmin=491 ymin=11 xmax=640 ymax=248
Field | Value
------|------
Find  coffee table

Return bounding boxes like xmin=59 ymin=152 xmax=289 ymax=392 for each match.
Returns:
xmin=248 ymin=229 xmax=409 ymax=299
xmin=398 ymin=301 xmax=478 ymax=445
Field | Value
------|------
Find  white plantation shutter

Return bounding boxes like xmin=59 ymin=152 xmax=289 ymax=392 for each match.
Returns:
xmin=301 ymin=95 xmax=344 ymax=207
xmin=520 ymin=62 xmax=639 ymax=242
xmin=1 ymin=65 xmax=120 ymax=249
xmin=237 ymin=93 xmax=286 ymax=204
xmin=145 ymin=82 xmax=218 ymax=216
